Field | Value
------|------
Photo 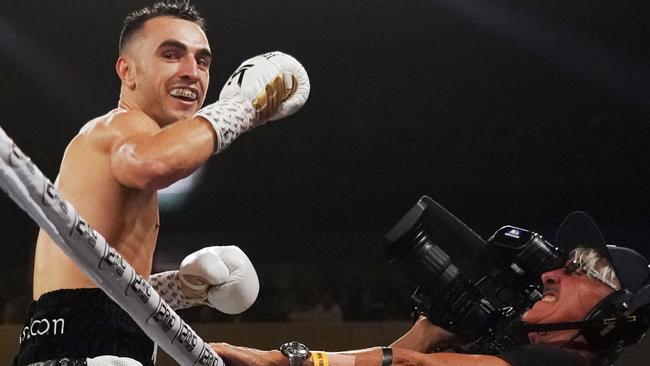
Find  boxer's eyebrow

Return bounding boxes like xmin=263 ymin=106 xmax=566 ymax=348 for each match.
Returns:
xmin=158 ymin=39 xmax=187 ymax=52
xmin=196 ymin=48 xmax=212 ymax=61
xmin=157 ymin=39 xmax=212 ymax=59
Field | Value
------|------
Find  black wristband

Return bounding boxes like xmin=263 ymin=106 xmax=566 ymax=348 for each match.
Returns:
xmin=381 ymin=347 xmax=393 ymax=366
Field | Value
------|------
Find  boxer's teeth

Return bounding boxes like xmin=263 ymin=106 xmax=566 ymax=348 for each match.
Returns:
xmin=170 ymin=88 xmax=197 ymax=100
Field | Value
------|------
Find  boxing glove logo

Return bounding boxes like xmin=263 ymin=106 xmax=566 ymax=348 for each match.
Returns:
xmin=226 ymin=63 xmax=255 ymax=87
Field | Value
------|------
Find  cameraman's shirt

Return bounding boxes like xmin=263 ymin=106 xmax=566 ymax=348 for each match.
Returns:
xmin=495 ymin=344 xmax=606 ymax=366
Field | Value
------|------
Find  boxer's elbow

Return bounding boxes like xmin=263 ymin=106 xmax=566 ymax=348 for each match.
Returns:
xmin=138 ymin=160 xmax=183 ymax=191
xmin=111 ymin=145 xmax=184 ymax=191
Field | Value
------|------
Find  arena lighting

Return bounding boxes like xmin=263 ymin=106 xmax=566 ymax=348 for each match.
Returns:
xmin=158 ymin=166 xmax=205 ymax=211
xmin=431 ymin=0 xmax=650 ymax=107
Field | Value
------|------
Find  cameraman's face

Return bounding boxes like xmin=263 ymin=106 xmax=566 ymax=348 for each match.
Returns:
xmin=522 ymin=262 xmax=614 ymax=344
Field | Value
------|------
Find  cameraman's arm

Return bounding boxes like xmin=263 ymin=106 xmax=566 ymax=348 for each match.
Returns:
xmin=398 ymin=349 xmax=509 ymax=366
xmin=391 ymin=316 xmax=460 ymax=353
xmin=210 ymin=344 xmax=510 ymax=366
xmin=335 ymin=348 xmax=509 ymax=366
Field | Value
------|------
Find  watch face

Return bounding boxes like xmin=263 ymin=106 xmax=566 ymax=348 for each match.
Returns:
xmin=281 ymin=341 xmax=310 ymax=360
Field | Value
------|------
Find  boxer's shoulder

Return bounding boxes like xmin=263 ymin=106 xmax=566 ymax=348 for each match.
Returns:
xmin=83 ymin=108 xmax=159 ymax=138
xmin=71 ymin=109 xmax=160 ymax=154
xmin=103 ymin=108 xmax=160 ymax=132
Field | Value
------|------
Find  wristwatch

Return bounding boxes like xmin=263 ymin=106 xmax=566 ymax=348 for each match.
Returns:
xmin=280 ymin=341 xmax=311 ymax=366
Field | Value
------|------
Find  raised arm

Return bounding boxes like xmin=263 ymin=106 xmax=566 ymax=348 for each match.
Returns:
xmin=109 ymin=111 xmax=216 ymax=191
xmin=111 ymin=51 xmax=310 ymax=191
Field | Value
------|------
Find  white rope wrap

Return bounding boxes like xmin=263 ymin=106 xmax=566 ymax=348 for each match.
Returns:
xmin=0 ymin=126 xmax=222 ymax=366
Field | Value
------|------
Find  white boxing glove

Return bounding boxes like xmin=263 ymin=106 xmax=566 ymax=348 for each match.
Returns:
xmin=87 ymin=356 xmax=142 ymax=366
xmin=195 ymin=51 xmax=310 ymax=153
xmin=219 ymin=51 xmax=310 ymax=122
xmin=179 ymin=246 xmax=260 ymax=315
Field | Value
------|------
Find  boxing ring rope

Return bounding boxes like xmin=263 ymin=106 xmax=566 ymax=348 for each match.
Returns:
xmin=0 ymin=126 xmax=223 ymax=366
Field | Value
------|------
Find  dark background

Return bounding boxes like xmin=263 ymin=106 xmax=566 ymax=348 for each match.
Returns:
xmin=0 ymin=0 xmax=649 ymax=341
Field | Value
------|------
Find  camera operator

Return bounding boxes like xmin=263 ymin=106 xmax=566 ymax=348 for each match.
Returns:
xmin=210 ymin=212 xmax=650 ymax=366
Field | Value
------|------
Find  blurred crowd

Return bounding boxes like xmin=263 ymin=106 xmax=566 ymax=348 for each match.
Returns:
xmin=0 ymin=262 xmax=414 ymax=324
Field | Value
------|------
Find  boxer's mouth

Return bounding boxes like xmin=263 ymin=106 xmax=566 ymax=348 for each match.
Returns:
xmin=170 ymin=87 xmax=198 ymax=102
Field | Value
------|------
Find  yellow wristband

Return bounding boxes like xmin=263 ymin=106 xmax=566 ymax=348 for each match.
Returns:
xmin=312 ymin=351 xmax=330 ymax=366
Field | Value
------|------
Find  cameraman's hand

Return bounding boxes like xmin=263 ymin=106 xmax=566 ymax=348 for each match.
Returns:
xmin=391 ymin=316 xmax=460 ymax=353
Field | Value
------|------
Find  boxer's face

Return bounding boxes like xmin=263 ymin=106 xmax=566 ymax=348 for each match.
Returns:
xmin=126 ymin=16 xmax=211 ymax=126
xmin=522 ymin=261 xmax=614 ymax=344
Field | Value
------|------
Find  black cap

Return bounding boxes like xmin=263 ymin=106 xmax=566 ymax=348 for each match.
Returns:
xmin=554 ymin=211 xmax=650 ymax=292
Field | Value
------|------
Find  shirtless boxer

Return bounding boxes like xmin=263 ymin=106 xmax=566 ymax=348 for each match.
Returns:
xmin=13 ymin=1 xmax=309 ymax=365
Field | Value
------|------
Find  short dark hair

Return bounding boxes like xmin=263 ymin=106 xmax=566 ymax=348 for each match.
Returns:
xmin=119 ymin=1 xmax=206 ymax=54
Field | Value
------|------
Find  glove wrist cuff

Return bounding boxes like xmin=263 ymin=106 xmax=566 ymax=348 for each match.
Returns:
xmin=149 ymin=270 xmax=208 ymax=310
xmin=179 ymin=273 xmax=210 ymax=292
xmin=195 ymin=94 xmax=255 ymax=154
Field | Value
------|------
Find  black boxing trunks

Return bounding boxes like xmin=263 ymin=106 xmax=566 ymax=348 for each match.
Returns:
xmin=13 ymin=288 xmax=155 ymax=366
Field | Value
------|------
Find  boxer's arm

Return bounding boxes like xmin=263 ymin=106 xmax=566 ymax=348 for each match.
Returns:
xmin=109 ymin=111 xmax=216 ymax=191
xmin=110 ymin=51 xmax=309 ymax=191
xmin=210 ymin=344 xmax=510 ymax=366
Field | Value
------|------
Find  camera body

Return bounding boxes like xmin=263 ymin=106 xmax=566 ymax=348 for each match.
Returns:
xmin=377 ymin=196 xmax=566 ymax=353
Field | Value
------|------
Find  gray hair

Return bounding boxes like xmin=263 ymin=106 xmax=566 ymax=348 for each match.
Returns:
xmin=569 ymin=247 xmax=621 ymax=290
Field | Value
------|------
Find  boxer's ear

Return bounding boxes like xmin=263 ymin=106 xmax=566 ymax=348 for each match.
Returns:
xmin=116 ymin=56 xmax=136 ymax=89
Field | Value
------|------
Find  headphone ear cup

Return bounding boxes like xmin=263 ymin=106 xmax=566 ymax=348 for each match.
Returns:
xmin=580 ymin=289 xmax=650 ymax=363
xmin=580 ymin=290 xmax=634 ymax=352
